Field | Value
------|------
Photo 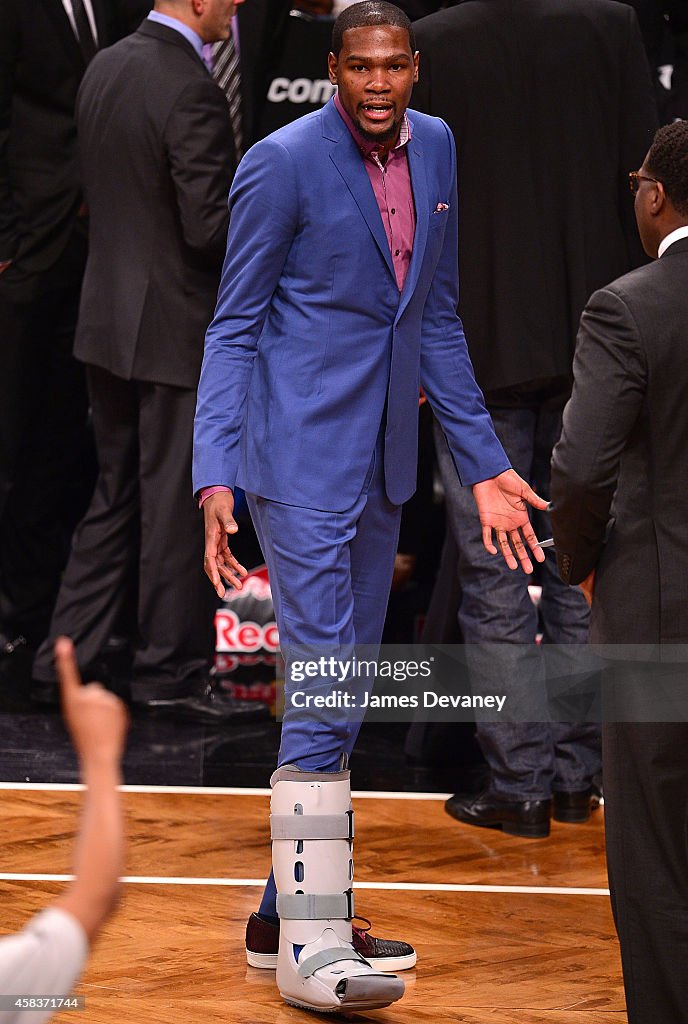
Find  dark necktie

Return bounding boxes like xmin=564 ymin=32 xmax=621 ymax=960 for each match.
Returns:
xmin=71 ymin=0 xmax=97 ymax=64
xmin=212 ymin=35 xmax=243 ymax=161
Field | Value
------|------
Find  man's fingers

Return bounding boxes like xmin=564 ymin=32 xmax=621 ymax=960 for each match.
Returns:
xmin=217 ymin=548 xmax=246 ymax=590
xmin=218 ymin=565 xmax=245 ymax=590
xmin=508 ymin=529 xmax=534 ymax=574
xmin=217 ymin=562 xmax=243 ymax=586
xmin=223 ymin=517 xmax=238 ymax=535
xmin=218 ymin=564 xmax=246 ymax=588
xmin=496 ymin=530 xmax=518 ymax=570
xmin=218 ymin=549 xmax=248 ymax=578
xmin=55 ymin=637 xmax=81 ymax=696
xmin=520 ymin=522 xmax=546 ymax=563
xmin=520 ymin=483 xmax=548 ymax=511
xmin=203 ymin=552 xmax=226 ymax=598
xmin=481 ymin=524 xmax=497 ymax=555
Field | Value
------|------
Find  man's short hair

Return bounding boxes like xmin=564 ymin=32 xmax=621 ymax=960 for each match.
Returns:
xmin=331 ymin=1 xmax=415 ymax=56
xmin=646 ymin=120 xmax=688 ymax=217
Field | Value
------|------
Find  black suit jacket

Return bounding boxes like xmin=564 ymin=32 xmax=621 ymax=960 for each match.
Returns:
xmin=108 ymin=0 xmax=277 ymax=149
xmin=73 ymin=20 xmax=235 ymax=389
xmin=0 ymin=0 xmax=114 ymax=270
xmin=550 ymin=237 xmax=688 ymax=643
xmin=412 ymin=0 xmax=658 ymax=394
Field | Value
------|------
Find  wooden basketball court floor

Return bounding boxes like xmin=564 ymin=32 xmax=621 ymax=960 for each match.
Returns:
xmin=0 ymin=783 xmax=625 ymax=1024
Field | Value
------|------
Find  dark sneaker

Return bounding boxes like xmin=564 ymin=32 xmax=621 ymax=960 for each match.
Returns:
xmin=245 ymin=912 xmax=417 ymax=972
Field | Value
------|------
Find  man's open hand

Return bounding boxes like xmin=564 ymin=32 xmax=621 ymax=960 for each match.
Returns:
xmin=472 ymin=469 xmax=548 ymax=574
xmin=202 ymin=490 xmax=248 ymax=598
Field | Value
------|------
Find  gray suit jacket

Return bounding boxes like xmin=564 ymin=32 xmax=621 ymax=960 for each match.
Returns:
xmin=550 ymin=236 xmax=688 ymax=643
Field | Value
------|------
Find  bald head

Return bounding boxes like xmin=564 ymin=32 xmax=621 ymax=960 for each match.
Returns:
xmin=154 ymin=0 xmax=239 ymax=44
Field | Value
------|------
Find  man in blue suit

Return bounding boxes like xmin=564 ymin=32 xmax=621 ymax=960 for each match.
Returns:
xmin=193 ymin=1 xmax=546 ymax=1012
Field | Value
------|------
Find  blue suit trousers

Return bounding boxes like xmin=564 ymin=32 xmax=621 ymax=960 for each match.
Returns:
xmin=247 ymin=430 xmax=402 ymax=773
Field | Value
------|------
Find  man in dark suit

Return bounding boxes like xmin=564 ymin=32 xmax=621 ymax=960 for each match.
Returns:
xmin=31 ymin=0 xmax=258 ymax=720
xmin=411 ymin=0 xmax=657 ymax=837
xmin=0 ymin=0 xmax=116 ymax=657
xmin=550 ymin=120 xmax=688 ymax=1024
xmin=112 ymin=0 xmax=281 ymax=149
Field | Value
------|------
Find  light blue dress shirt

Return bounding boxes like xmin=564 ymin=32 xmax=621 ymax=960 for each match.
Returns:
xmin=147 ymin=10 xmax=204 ymax=61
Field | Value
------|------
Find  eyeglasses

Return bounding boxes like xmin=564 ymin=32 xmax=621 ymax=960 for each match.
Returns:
xmin=629 ymin=171 xmax=660 ymax=196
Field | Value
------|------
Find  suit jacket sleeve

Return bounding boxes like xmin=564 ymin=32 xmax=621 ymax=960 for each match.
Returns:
xmin=0 ymin=1 xmax=24 ymax=261
xmin=193 ymin=137 xmax=299 ymax=493
xmin=419 ymin=121 xmax=510 ymax=485
xmin=164 ymin=77 xmax=236 ymax=264
xmin=550 ymin=286 xmax=647 ymax=584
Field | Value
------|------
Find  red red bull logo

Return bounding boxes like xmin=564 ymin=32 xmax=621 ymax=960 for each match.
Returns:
xmin=215 ymin=608 xmax=280 ymax=653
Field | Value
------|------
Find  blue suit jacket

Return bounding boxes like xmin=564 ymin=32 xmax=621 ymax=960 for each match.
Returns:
xmin=193 ymin=99 xmax=509 ymax=511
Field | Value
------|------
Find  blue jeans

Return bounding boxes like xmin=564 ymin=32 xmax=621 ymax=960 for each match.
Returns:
xmin=435 ymin=393 xmax=600 ymax=800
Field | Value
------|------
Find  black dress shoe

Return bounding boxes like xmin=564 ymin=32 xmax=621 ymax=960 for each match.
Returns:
xmin=445 ymin=790 xmax=551 ymax=838
xmin=136 ymin=681 xmax=269 ymax=723
xmin=553 ymin=786 xmax=601 ymax=824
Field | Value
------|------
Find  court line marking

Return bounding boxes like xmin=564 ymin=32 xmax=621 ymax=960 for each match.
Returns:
xmin=0 ymin=783 xmax=450 ymax=800
xmin=0 ymin=873 xmax=609 ymax=896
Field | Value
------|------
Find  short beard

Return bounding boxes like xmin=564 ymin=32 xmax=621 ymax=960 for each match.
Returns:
xmin=354 ymin=115 xmax=401 ymax=144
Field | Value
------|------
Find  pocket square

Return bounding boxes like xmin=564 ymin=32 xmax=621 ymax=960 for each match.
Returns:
xmin=433 ymin=202 xmax=450 ymax=213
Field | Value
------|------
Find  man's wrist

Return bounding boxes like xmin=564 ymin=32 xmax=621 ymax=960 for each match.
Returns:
xmin=199 ymin=485 xmax=231 ymax=508
xmin=81 ymin=759 xmax=123 ymax=786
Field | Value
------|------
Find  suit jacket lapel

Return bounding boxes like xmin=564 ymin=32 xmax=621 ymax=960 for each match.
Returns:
xmin=39 ymin=0 xmax=85 ymax=72
xmin=324 ymin=105 xmax=396 ymax=283
xmin=397 ymin=129 xmax=428 ymax=319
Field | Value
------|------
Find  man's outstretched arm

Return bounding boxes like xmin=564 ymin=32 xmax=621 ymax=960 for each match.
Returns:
xmin=0 ymin=640 xmax=128 ymax=1019
xmin=55 ymin=638 xmax=129 ymax=942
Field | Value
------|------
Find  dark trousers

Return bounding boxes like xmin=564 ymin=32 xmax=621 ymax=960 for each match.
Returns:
xmin=0 ymin=232 xmax=94 ymax=644
xmin=434 ymin=397 xmax=598 ymax=800
xmin=604 ymin=719 xmax=688 ymax=1023
xmin=33 ymin=365 xmax=216 ymax=699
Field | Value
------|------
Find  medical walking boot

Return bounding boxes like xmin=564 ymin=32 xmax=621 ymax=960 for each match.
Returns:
xmin=271 ymin=764 xmax=405 ymax=1013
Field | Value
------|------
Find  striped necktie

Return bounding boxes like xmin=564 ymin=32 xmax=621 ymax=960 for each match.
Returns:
xmin=71 ymin=0 xmax=97 ymax=64
xmin=212 ymin=35 xmax=243 ymax=161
